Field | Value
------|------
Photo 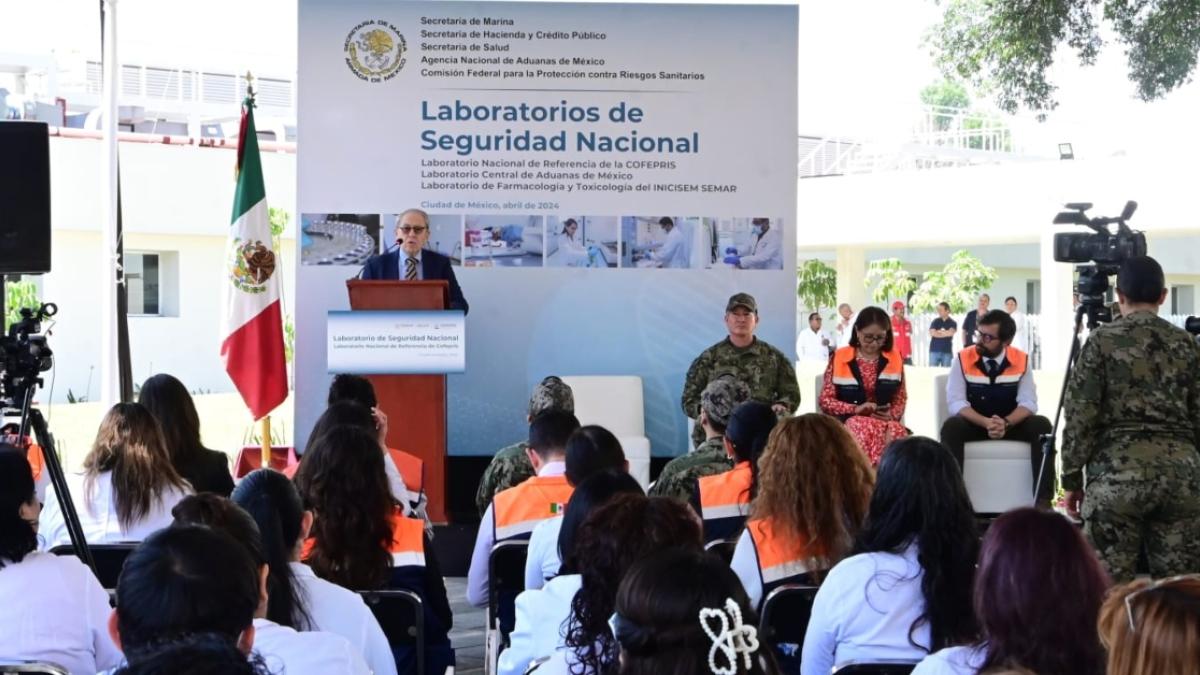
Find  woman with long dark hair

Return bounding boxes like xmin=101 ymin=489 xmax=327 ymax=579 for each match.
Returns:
xmin=615 ymin=548 xmax=779 ymax=675
xmin=801 ymin=436 xmax=978 ymax=674
xmin=0 ymin=447 xmax=121 ymax=673
xmin=295 ymin=424 xmax=453 ymax=673
xmin=913 ymin=507 xmax=1108 ymax=675
xmin=818 ymin=305 xmax=909 ymax=464
xmin=138 ymin=373 xmax=235 ymax=495
xmin=232 ymin=468 xmax=396 ymax=675
xmin=39 ymin=402 xmax=192 ymax=547
xmin=694 ymin=401 xmax=777 ymax=542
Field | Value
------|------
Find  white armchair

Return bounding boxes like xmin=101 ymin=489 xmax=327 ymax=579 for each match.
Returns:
xmin=559 ymin=376 xmax=651 ymax=488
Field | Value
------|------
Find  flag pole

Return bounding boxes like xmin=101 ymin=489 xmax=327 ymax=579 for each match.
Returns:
xmin=243 ymin=71 xmax=272 ymax=470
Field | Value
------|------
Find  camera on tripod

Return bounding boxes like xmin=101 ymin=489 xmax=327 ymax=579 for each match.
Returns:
xmin=1052 ymin=201 xmax=1147 ymax=328
xmin=0 ymin=302 xmax=56 ymax=406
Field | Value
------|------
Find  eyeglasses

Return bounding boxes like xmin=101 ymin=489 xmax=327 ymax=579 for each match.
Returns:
xmin=1125 ymin=574 xmax=1200 ymax=632
xmin=974 ymin=331 xmax=1001 ymax=344
xmin=858 ymin=332 xmax=887 ymax=343
xmin=399 ymin=226 xmax=428 ymax=234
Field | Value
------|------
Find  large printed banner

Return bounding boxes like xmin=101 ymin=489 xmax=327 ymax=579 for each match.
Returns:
xmin=297 ymin=0 xmax=798 ymax=456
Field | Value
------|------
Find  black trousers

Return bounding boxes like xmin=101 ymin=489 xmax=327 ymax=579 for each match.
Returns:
xmin=939 ymin=414 xmax=1055 ymax=502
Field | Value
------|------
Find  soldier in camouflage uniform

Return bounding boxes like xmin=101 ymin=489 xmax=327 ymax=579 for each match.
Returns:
xmin=474 ymin=376 xmax=574 ymax=515
xmin=681 ymin=293 xmax=800 ymax=447
xmin=651 ymin=375 xmax=751 ymax=503
xmin=1062 ymin=256 xmax=1200 ymax=581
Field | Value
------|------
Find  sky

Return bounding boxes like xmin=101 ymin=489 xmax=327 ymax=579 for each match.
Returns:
xmin=2 ymin=0 xmax=1197 ymax=159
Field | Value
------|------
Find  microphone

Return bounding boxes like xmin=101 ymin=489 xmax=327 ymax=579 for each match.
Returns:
xmin=356 ymin=241 xmax=400 ymax=279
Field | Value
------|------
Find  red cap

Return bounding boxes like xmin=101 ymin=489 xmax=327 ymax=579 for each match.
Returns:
xmin=892 ymin=301 xmax=905 ymax=310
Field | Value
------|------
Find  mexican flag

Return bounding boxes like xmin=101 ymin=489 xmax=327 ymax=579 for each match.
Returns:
xmin=220 ymin=95 xmax=287 ymax=420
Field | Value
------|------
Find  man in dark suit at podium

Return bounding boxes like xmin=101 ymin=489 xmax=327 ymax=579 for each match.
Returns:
xmin=362 ymin=208 xmax=469 ymax=314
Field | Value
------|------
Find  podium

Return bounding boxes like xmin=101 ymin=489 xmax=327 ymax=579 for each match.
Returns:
xmin=346 ymin=279 xmax=451 ymax=522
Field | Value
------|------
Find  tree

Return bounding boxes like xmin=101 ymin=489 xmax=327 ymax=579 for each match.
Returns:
xmin=4 ymin=278 xmax=39 ymax=333
xmin=796 ymin=259 xmax=838 ymax=314
xmin=910 ymin=250 xmax=998 ymax=313
xmin=930 ymin=0 xmax=1200 ymax=115
xmin=864 ymin=258 xmax=917 ymax=305
xmin=921 ymin=79 xmax=970 ymax=132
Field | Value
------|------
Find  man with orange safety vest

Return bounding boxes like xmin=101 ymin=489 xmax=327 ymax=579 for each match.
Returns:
xmin=940 ymin=309 xmax=1053 ymax=502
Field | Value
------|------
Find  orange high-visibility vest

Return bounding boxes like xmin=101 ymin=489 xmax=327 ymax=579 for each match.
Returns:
xmin=302 ymin=508 xmax=426 ymax=568
xmin=959 ymin=346 xmax=1028 ymax=418
xmin=388 ymin=448 xmax=425 ymax=495
xmin=492 ymin=474 xmax=574 ymax=542
xmin=830 ymin=345 xmax=903 ymax=408
xmin=697 ymin=461 xmax=753 ymax=542
xmin=746 ymin=517 xmax=825 ymax=602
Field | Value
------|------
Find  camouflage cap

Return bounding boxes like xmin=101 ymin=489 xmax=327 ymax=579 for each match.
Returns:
xmin=726 ymin=293 xmax=757 ymax=314
xmin=529 ymin=376 xmax=574 ymax=416
xmin=700 ymin=375 xmax=751 ymax=428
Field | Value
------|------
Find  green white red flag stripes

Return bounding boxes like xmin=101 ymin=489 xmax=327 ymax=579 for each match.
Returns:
xmin=220 ymin=96 xmax=288 ymax=420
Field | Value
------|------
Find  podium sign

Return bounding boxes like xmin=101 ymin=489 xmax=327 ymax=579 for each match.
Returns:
xmin=327 ymin=310 xmax=465 ymax=375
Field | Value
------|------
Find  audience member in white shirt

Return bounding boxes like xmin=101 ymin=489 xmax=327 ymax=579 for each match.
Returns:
xmin=501 ymin=492 xmax=701 ymax=675
xmin=913 ymin=508 xmax=1109 ymax=675
xmin=170 ymin=493 xmax=370 ymax=675
xmin=232 ymin=468 xmax=397 ymax=675
xmin=0 ymin=448 xmax=122 ymax=674
xmin=1004 ymin=296 xmax=1029 ymax=353
xmin=834 ymin=303 xmax=857 ymax=348
xmin=801 ymin=437 xmax=979 ymax=675
xmin=796 ymin=312 xmax=835 ymax=363
xmin=525 ymin=425 xmax=628 ymax=590
xmin=39 ymin=402 xmax=192 ymax=549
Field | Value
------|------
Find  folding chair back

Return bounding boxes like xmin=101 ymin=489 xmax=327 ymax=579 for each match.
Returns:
xmin=704 ymin=538 xmax=737 ymax=565
xmin=360 ymin=589 xmax=424 ymax=675
xmin=758 ymin=584 xmax=817 ymax=646
xmin=485 ymin=540 xmax=529 ymax=675
xmin=0 ymin=663 xmax=70 ymax=675
xmin=832 ymin=662 xmax=919 ymax=674
xmin=50 ymin=543 xmax=137 ymax=589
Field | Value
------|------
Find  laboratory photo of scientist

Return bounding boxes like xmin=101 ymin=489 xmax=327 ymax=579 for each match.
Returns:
xmin=710 ymin=217 xmax=784 ymax=270
xmin=463 ymin=214 xmax=546 ymax=268
xmin=545 ymin=216 xmax=620 ymax=268
xmin=621 ymin=215 xmax=701 ymax=269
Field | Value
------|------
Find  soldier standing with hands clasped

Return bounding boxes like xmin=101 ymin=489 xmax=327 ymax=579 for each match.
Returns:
xmin=1061 ymin=256 xmax=1200 ymax=581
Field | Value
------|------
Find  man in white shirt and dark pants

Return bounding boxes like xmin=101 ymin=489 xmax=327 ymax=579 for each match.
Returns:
xmin=796 ymin=312 xmax=833 ymax=363
xmin=940 ymin=309 xmax=1054 ymax=503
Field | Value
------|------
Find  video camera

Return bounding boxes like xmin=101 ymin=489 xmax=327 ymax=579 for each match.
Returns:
xmin=0 ymin=302 xmax=56 ymax=407
xmin=1052 ymin=201 xmax=1146 ymax=327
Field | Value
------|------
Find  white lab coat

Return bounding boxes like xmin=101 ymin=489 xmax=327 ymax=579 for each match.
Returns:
xmin=252 ymin=618 xmax=371 ymax=675
xmin=655 ymin=227 xmax=689 ymax=268
xmin=497 ymin=573 xmax=582 ymax=675
xmin=557 ymin=232 xmax=590 ymax=267
xmin=289 ymin=562 xmax=398 ymax=675
xmin=524 ymin=515 xmax=564 ymax=590
xmin=739 ymin=226 xmax=783 ymax=269
xmin=1010 ymin=310 xmax=1029 ymax=352
xmin=39 ymin=471 xmax=192 ymax=549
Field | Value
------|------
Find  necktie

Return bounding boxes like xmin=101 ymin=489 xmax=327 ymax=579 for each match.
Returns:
xmin=985 ymin=358 xmax=999 ymax=380
xmin=404 ymin=257 xmax=417 ymax=280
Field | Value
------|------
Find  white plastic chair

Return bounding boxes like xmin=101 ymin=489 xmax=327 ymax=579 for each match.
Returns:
xmin=559 ymin=376 xmax=651 ymax=488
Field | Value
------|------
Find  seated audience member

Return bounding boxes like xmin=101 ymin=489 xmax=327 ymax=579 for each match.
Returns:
xmin=651 ymin=375 xmax=750 ymax=503
xmin=108 ymin=525 xmax=265 ymax=673
xmin=112 ymin=634 xmax=272 ymax=675
xmin=499 ymin=471 xmax=644 ymax=675
xmin=170 ymin=494 xmax=371 ymax=675
xmin=526 ymin=425 xmax=627 ymax=589
xmin=0 ymin=448 xmax=121 ymax=674
xmin=694 ymin=401 xmax=778 ymax=543
xmin=326 ymin=374 xmax=425 ymax=506
xmin=615 ymin=548 xmax=779 ymax=675
xmin=940 ymin=309 xmax=1054 ymax=502
xmin=913 ymin=507 xmax=1109 ymax=675
xmin=467 ymin=410 xmax=580 ymax=607
xmin=801 ymin=437 xmax=979 ymax=675
xmin=232 ymin=469 xmax=396 ymax=675
xmin=818 ymin=305 xmax=909 ymax=465
xmin=1098 ymin=576 xmax=1200 ymax=675
xmin=732 ymin=414 xmax=874 ymax=611
xmin=138 ymin=373 xmax=235 ymax=496
xmin=502 ymin=494 xmax=703 ymax=675
xmin=294 ymin=401 xmax=415 ymax=514
xmin=476 ymin=376 xmax=575 ymax=515
xmin=40 ymin=402 xmax=192 ymax=548
xmin=295 ymin=425 xmax=453 ymax=673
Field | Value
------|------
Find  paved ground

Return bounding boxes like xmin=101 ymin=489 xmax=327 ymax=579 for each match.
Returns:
xmin=447 ymin=577 xmax=486 ymax=674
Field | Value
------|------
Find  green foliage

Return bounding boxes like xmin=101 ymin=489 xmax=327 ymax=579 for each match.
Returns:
xmin=921 ymin=79 xmax=971 ymax=132
xmin=909 ymin=250 xmax=998 ymax=313
xmin=66 ymin=388 xmax=87 ymax=404
xmin=864 ymin=258 xmax=917 ymax=304
xmin=4 ymin=279 xmax=40 ymax=333
xmin=796 ymin=259 xmax=838 ymax=312
xmin=929 ymin=0 xmax=1200 ymax=115
xmin=268 ymin=207 xmax=290 ymax=252
xmin=283 ymin=313 xmax=295 ymax=365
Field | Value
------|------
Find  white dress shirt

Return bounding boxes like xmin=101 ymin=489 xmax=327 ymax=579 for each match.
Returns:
xmin=739 ymin=226 xmax=783 ymax=269
xmin=497 ymin=573 xmax=582 ymax=675
xmin=0 ymin=551 xmax=122 ymax=675
xmin=38 ymin=471 xmax=192 ymax=549
xmin=397 ymin=248 xmax=423 ymax=279
xmin=289 ymin=562 xmax=397 ymax=675
xmin=945 ymin=350 xmax=1039 ymax=417
xmin=655 ymin=226 xmax=688 ymax=268
xmin=466 ymin=460 xmax=567 ymax=607
xmin=800 ymin=543 xmax=930 ymax=675
xmin=524 ymin=515 xmax=564 ymax=590
xmin=1010 ymin=310 xmax=1028 ymax=352
xmin=796 ymin=327 xmax=833 ymax=363
xmin=252 ymin=617 xmax=371 ymax=675
xmin=835 ymin=315 xmax=857 ymax=348
xmin=912 ymin=644 xmax=987 ymax=675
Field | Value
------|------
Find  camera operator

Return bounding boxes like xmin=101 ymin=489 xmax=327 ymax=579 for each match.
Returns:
xmin=1062 ymin=256 xmax=1200 ymax=581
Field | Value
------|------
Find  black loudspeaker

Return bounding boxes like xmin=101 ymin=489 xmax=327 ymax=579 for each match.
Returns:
xmin=0 ymin=121 xmax=52 ymax=275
